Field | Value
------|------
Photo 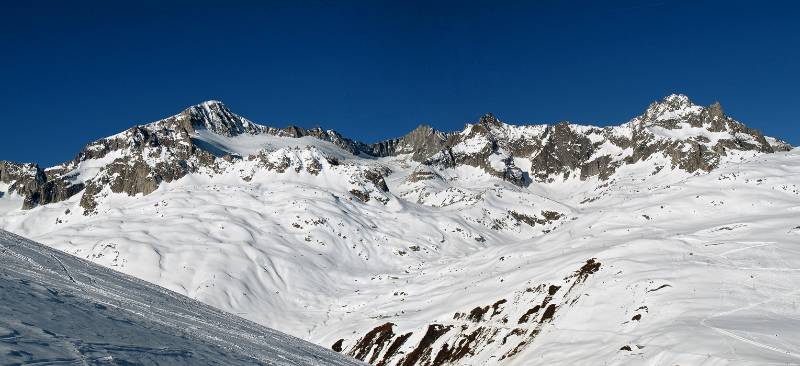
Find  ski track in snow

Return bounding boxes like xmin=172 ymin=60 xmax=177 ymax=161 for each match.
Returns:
xmin=700 ymin=289 xmax=800 ymax=361
xmin=0 ymin=230 xmax=366 ymax=366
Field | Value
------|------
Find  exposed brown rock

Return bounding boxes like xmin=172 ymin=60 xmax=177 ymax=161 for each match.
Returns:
xmin=332 ymin=339 xmax=344 ymax=352
xmin=376 ymin=332 xmax=412 ymax=366
xmin=398 ymin=324 xmax=453 ymax=366
xmin=491 ymin=299 xmax=507 ymax=317
xmin=430 ymin=327 xmax=488 ymax=365
xmin=467 ymin=306 xmax=490 ymax=322
xmin=540 ymin=304 xmax=557 ymax=322
xmin=517 ymin=305 xmax=541 ymax=324
xmin=348 ymin=322 xmax=396 ymax=363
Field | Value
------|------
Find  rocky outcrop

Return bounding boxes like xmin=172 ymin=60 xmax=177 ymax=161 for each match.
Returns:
xmin=370 ymin=124 xmax=452 ymax=161
xmin=580 ymin=155 xmax=618 ymax=180
xmin=529 ymin=122 xmax=594 ymax=182
xmin=73 ymin=115 xmax=226 ymax=214
xmin=262 ymin=125 xmax=372 ymax=156
xmin=0 ymin=161 xmax=83 ymax=209
xmin=422 ymin=114 xmax=528 ymax=186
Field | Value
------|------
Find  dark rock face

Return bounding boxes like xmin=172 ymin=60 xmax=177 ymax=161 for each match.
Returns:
xmin=0 ymin=161 xmax=83 ymax=209
xmin=580 ymin=155 xmax=617 ymax=181
xmin=72 ymin=114 xmax=224 ymax=214
xmin=175 ymin=100 xmax=264 ymax=137
xmin=0 ymin=161 xmax=46 ymax=209
xmin=263 ymin=125 xmax=372 ymax=156
xmin=529 ymin=122 xmax=594 ymax=182
xmin=348 ymin=323 xmax=396 ymax=363
xmin=1 ymin=95 xmax=791 ymax=212
xmin=370 ymin=124 xmax=452 ymax=161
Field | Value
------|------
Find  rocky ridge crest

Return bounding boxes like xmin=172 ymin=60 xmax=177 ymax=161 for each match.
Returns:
xmin=0 ymin=94 xmax=790 ymax=213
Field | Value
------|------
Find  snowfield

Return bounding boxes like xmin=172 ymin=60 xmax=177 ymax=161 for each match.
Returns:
xmin=1 ymin=96 xmax=799 ymax=365
xmin=0 ymin=229 xmax=365 ymax=365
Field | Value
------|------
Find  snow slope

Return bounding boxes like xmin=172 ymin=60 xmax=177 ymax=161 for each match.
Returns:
xmin=0 ymin=229 xmax=365 ymax=366
xmin=3 ymin=148 xmax=799 ymax=365
xmin=1 ymin=95 xmax=799 ymax=365
xmin=328 ymin=149 xmax=800 ymax=366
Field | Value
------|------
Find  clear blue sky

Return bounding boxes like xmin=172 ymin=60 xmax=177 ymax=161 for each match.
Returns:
xmin=1 ymin=0 xmax=798 ymax=166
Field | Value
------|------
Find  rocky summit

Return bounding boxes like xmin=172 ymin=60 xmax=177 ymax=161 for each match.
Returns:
xmin=1 ymin=94 xmax=798 ymax=366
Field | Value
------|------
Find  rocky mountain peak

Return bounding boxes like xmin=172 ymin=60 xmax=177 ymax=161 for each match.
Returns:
xmin=405 ymin=124 xmax=449 ymax=144
xmin=660 ymin=93 xmax=693 ymax=107
xmin=637 ymin=93 xmax=702 ymax=125
xmin=478 ymin=113 xmax=502 ymax=126
xmin=706 ymin=101 xmax=724 ymax=119
xmin=707 ymin=101 xmax=723 ymax=114
xmin=409 ymin=124 xmax=437 ymax=135
xmin=368 ymin=123 xmax=450 ymax=161
xmin=173 ymin=100 xmax=262 ymax=137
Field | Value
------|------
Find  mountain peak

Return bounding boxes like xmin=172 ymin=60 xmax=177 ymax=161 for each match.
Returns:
xmin=411 ymin=124 xmax=436 ymax=133
xmin=183 ymin=99 xmax=230 ymax=116
xmin=479 ymin=113 xmax=502 ymax=126
xmin=661 ymin=93 xmax=693 ymax=106
xmin=175 ymin=100 xmax=262 ymax=137
xmin=648 ymin=93 xmax=697 ymax=113
xmin=634 ymin=93 xmax=704 ymax=126
xmin=200 ymin=99 xmax=224 ymax=106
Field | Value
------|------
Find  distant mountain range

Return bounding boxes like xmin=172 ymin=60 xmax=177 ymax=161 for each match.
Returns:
xmin=1 ymin=94 xmax=789 ymax=212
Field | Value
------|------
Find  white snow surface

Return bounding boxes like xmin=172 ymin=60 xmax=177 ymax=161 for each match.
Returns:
xmin=648 ymin=122 xmax=734 ymax=145
xmin=0 ymin=230 xmax=365 ymax=366
xmin=191 ymin=129 xmax=357 ymax=160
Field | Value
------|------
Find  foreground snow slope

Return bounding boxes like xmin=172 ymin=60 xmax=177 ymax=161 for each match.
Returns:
xmin=0 ymin=230 xmax=364 ymax=366
xmin=1 ymin=95 xmax=798 ymax=365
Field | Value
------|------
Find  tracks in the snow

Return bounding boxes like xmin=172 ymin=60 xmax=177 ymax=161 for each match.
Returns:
xmin=700 ymin=289 xmax=800 ymax=361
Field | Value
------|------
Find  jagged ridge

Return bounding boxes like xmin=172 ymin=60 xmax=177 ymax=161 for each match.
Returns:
xmin=0 ymin=94 xmax=791 ymax=212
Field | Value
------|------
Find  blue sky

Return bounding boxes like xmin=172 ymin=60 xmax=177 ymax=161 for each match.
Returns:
xmin=1 ymin=0 xmax=798 ymax=166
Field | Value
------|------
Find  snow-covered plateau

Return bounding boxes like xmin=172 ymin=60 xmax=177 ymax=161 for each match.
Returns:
xmin=1 ymin=94 xmax=798 ymax=365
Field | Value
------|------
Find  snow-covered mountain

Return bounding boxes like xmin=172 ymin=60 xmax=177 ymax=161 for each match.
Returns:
xmin=1 ymin=94 xmax=798 ymax=365
xmin=0 ymin=229 xmax=364 ymax=365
